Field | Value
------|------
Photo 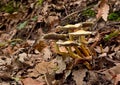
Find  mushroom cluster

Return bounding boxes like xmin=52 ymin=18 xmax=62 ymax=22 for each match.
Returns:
xmin=44 ymin=22 xmax=93 ymax=69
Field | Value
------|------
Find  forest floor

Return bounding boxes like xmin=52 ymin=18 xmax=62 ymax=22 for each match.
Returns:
xmin=0 ymin=0 xmax=120 ymax=85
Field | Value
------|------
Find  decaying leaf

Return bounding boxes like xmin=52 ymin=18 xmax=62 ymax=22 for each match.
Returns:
xmin=72 ymin=69 xmax=87 ymax=85
xmin=114 ymin=74 xmax=120 ymax=85
xmin=53 ymin=57 xmax=66 ymax=74
xmin=34 ymin=40 xmax=47 ymax=52
xmin=102 ymin=63 xmax=120 ymax=81
xmin=42 ymin=46 xmax=52 ymax=60
xmin=96 ymin=0 xmax=109 ymax=21
xmin=35 ymin=61 xmax=57 ymax=74
xmin=35 ymin=56 xmax=66 ymax=75
xmin=22 ymin=78 xmax=45 ymax=85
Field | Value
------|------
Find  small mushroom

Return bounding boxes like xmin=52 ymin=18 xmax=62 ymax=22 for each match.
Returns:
xmin=56 ymin=40 xmax=85 ymax=58
xmin=56 ymin=23 xmax=82 ymax=30
xmin=43 ymin=33 xmax=68 ymax=40
xmin=69 ymin=30 xmax=92 ymax=57
xmin=69 ymin=30 xmax=92 ymax=36
xmin=56 ymin=22 xmax=93 ymax=30
xmin=56 ymin=40 xmax=80 ymax=46
xmin=43 ymin=33 xmax=68 ymax=54
xmin=82 ymin=22 xmax=93 ymax=27
xmin=56 ymin=23 xmax=82 ymax=40
xmin=56 ymin=40 xmax=82 ymax=59
xmin=69 ymin=30 xmax=92 ymax=44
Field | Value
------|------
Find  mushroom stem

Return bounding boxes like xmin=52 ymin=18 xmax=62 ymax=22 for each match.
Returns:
xmin=66 ymin=47 xmax=82 ymax=59
xmin=74 ymin=46 xmax=85 ymax=58
xmin=55 ymin=42 xmax=69 ymax=57
xmin=83 ymin=61 xmax=92 ymax=70
xmin=68 ymin=30 xmax=73 ymax=40
xmin=54 ymin=41 xmax=60 ymax=53
xmin=81 ymin=36 xmax=88 ymax=44
xmin=80 ymin=45 xmax=90 ymax=57
xmin=78 ymin=35 xmax=90 ymax=57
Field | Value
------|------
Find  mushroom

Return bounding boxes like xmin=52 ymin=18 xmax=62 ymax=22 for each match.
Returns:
xmin=56 ymin=40 xmax=82 ymax=59
xmin=56 ymin=23 xmax=82 ymax=40
xmin=69 ymin=30 xmax=92 ymax=57
xmin=56 ymin=40 xmax=92 ymax=69
xmin=69 ymin=30 xmax=92 ymax=35
xmin=69 ymin=30 xmax=92 ymax=44
xmin=56 ymin=22 xmax=93 ymax=30
xmin=82 ymin=22 xmax=93 ymax=27
xmin=43 ymin=33 xmax=68 ymax=40
xmin=43 ymin=33 xmax=68 ymax=54
xmin=56 ymin=40 xmax=80 ymax=46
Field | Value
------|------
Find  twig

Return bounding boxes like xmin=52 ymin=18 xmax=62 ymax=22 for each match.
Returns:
xmin=61 ymin=5 xmax=94 ymax=21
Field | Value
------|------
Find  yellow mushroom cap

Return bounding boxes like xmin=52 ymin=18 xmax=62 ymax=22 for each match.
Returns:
xmin=56 ymin=22 xmax=93 ymax=31
xmin=43 ymin=33 xmax=68 ymax=40
xmin=69 ymin=30 xmax=92 ymax=36
xmin=56 ymin=23 xmax=82 ymax=30
xmin=56 ymin=41 xmax=80 ymax=46
xmin=82 ymin=22 xmax=93 ymax=27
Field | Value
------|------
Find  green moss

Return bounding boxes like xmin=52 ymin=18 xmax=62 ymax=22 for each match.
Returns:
xmin=108 ymin=11 xmax=120 ymax=21
xmin=104 ymin=30 xmax=119 ymax=41
xmin=38 ymin=0 xmax=43 ymax=5
xmin=82 ymin=8 xmax=95 ymax=17
xmin=1 ymin=1 xmax=19 ymax=13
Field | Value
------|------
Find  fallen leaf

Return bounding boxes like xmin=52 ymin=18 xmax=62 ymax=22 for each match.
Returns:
xmin=18 ymin=53 xmax=27 ymax=63
xmin=35 ymin=61 xmax=57 ymax=74
xmin=94 ymin=46 xmax=102 ymax=53
xmin=103 ymin=46 xmax=109 ymax=53
xmin=53 ymin=57 xmax=66 ymax=74
xmin=22 ymin=78 xmax=45 ymax=85
xmin=47 ymin=15 xmax=59 ymax=28
xmin=114 ymin=74 xmax=120 ymax=85
xmin=99 ymin=53 xmax=107 ymax=57
xmin=96 ymin=0 xmax=109 ymax=21
xmin=101 ymin=3 xmax=109 ymax=21
xmin=72 ymin=69 xmax=87 ymax=85
xmin=42 ymin=46 xmax=52 ymax=60
xmin=59 ymin=46 xmax=68 ymax=53
xmin=28 ymin=69 xmax=40 ymax=78
xmin=102 ymin=63 xmax=120 ymax=81
xmin=34 ymin=40 xmax=47 ymax=52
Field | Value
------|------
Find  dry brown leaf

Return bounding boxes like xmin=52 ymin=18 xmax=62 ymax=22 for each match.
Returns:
xmin=35 ymin=57 xmax=66 ymax=74
xmin=102 ymin=63 xmax=120 ymax=81
xmin=50 ymin=41 xmax=57 ymax=53
xmin=59 ymin=46 xmax=68 ymax=53
xmin=0 ymin=82 xmax=10 ymax=85
xmin=96 ymin=0 xmax=109 ymax=21
xmin=103 ymin=46 xmax=109 ymax=53
xmin=37 ymin=15 xmax=44 ymax=22
xmin=28 ymin=69 xmax=40 ymax=78
xmin=47 ymin=16 xmax=59 ymax=28
xmin=72 ymin=69 xmax=87 ymax=85
xmin=22 ymin=78 xmax=45 ymax=85
xmin=35 ymin=61 xmax=57 ymax=74
xmin=2 ymin=46 xmax=14 ymax=55
xmin=99 ymin=53 xmax=107 ymax=57
xmin=114 ymin=74 xmax=120 ymax=85
xmin=94 ymin=46 xmax=102 ymax=53
xmin=101 ymin=3 xmax=109 ymax=21
xmin=53 ymin=57 xmax=66 ymax=74
xmin=42 ymin=46 xmax=52 ymax=60
xmin=34 ymin=40 xmax=47 ymax=52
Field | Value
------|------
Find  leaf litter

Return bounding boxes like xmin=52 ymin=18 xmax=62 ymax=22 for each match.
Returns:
xmin=0 ymin=0 xmax=120 ymax=85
